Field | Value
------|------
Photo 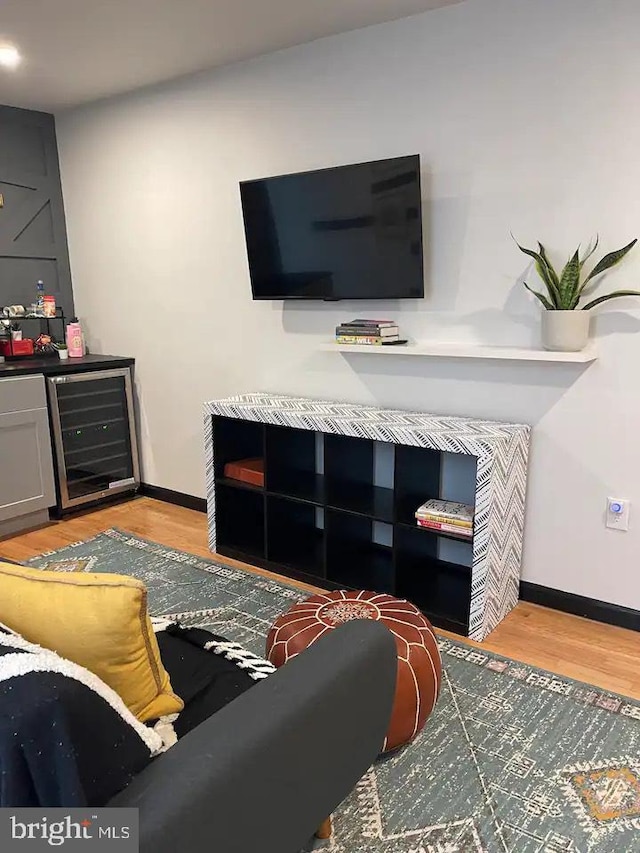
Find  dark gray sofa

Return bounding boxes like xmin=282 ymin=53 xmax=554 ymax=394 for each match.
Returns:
xmin=110 ymin=619 xmax=397 ymax=853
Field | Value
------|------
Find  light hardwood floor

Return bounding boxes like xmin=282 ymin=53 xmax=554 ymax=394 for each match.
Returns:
xmin=2 ymin=496 xmax=638 ymax=700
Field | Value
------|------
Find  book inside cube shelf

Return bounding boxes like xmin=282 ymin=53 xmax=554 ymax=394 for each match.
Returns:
xmin=415 ymin=499 xmax=474 ymax=535
xmin=415 ymin=499 xmax=474 ymax=520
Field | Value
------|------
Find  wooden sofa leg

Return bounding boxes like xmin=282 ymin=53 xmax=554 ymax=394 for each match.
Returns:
xmin=315 ymin=817 xmax=332 ymax=839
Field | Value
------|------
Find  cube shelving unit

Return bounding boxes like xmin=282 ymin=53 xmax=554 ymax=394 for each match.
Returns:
xmin=204 ymin=393 xmax=530 ymax=641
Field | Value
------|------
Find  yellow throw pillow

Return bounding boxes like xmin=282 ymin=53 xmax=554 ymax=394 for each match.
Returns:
xmin=0 ymin=561 xmax=183 ymax=722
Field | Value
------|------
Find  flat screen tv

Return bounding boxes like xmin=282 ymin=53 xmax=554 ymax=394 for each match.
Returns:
xmin=239 ymin=155 xmax=423 ymax=300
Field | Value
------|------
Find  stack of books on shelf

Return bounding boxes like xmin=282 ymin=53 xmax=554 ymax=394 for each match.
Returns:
xmin=335 ymin=319 xmax=405 ymax=345
xmin=415 ymin=499 xmax=474 ymax=539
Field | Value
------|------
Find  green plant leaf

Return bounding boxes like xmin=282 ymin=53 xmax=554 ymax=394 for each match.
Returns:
xmin=579 ymin=236 xmax=599 ymax=270
xmin=583 ymin=239 xmax=637 ymax=284
xmin=581 ymin=290 xmax=640 ymax=311
xmin=537 ymin=242 xmax=562 ymax=305
xmin=558 ymin=249 xmax=581 ymax=308
xmin=513 ymin=237 xmax=559 ymax=307
xmin=523 ymin=281 xmax=554 ymax=310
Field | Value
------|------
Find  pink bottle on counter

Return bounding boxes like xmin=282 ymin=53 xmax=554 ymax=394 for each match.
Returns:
xmin=66 ymin=318 xmax=85 ymax=358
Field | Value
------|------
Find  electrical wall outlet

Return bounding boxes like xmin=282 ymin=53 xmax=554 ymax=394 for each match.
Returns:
xmin=606 ymin=497 xmax=630 ymax=531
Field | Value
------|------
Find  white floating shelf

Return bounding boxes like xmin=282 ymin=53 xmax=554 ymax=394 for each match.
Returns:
xmin=320 ymin=341 xmax=598 ymax=364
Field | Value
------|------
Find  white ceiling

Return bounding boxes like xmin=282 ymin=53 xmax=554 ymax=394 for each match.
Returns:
xmin=0 ymin=0 xmax=464 ymax=113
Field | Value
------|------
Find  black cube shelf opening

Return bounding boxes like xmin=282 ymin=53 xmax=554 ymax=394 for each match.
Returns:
xmin=266 ymin=424 xmax=322 ymax=504
xmin=213 ymin=416 xmax=264 ymax=481
xmin=394 ymin=445 xmax=441 ymax=526
xmin=325 ymin=434 xmax=394 ymax=522
xmin=215 ymin=483 xmax=265 ymax=561
xmin=211 ymin=415 xmax=476 ymax=635
xmin=326 ymin=511 xmax=394 ymax=593
xmin=395 ymin=525 xmax=471 ymax=635
xmin=267 ymin=496 xmax=325 ymax=578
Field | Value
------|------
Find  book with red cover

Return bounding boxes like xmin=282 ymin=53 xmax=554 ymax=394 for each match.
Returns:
xmin=223 ymin=457 xmax=265 ymax=487
xmin=417 ymin=518 xmax=472 ymax=538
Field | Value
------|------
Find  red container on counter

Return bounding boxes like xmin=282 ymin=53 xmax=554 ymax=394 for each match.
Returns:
xmin=0 ymin=338 xmax=35 ymax=357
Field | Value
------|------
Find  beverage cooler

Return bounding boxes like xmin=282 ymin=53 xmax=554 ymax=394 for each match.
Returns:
xmin=47 ymin=368 xmax=140 ymax=511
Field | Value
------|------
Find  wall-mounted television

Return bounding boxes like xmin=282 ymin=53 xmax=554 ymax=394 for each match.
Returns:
xmin=239 ymin=155 xmax=423 ymax=300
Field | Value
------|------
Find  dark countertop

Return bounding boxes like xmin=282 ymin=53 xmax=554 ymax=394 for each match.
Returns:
xmin=0 ymin=353 xmax=135 ymax=378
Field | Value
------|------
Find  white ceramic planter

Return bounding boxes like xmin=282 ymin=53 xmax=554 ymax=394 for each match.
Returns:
xmin=57 ymin=349 xmax=69 ymax=360
xmin=541 ymin=310 xmax=591 ymax=352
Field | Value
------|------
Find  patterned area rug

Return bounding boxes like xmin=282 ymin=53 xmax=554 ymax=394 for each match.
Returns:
xmin=26 ymin=529 xmax=640 ymax=853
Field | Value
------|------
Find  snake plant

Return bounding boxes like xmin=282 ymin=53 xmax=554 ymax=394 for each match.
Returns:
xmin=514 ymin=237 xmax=640 ymax=310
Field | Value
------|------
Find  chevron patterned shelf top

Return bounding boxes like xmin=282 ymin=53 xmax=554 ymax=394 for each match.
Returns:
xmin=321 ymin=341 xmax=598 ymax=363
xmin=204 ymin=392 xmax=529 ymax=456
xmin=204 ymin=393 xmax=530 ymax=641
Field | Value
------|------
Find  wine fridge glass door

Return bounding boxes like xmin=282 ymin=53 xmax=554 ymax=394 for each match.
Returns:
xmin=48 ymin=368 xmax=140 ymax=509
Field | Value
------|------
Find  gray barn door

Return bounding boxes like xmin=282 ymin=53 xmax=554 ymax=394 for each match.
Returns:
xmin=0 ymin=105 xmax=74 ymax=316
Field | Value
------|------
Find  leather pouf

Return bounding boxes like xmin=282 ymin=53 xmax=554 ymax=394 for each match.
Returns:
xmin=266 ymin=590 xmax=442 ymax=752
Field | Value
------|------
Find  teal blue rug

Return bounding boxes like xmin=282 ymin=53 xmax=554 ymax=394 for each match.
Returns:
xmin=27 ymin=529 xmax=640 ymax=853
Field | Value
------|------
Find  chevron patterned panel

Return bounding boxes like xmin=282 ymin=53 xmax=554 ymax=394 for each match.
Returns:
xmin=468 ymin=453 xmax=493 ymax=640
xmin=479 ymin=429 xmax=531 ymax=640
xmin=204 ymin=393 xmax=530 ymax=640
xmin=203 ymin=408 xmax=217 ymax=552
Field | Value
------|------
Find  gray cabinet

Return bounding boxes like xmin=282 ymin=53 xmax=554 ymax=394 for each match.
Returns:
xmin=0 ymin=375 xmax=55 ymax=530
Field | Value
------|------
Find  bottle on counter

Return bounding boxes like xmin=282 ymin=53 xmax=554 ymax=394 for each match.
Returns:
xmin=35 ymin=279 xmax=45 ymax=315
xmin=66 ymin=318 xmax=85 ymax=358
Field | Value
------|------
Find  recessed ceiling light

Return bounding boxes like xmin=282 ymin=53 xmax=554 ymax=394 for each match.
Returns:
xmin=0 ymin=44 xmax=21 ymax=70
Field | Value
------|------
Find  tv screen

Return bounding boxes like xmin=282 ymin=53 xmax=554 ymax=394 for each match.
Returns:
xmin=239 ymin=155 xmax=423 ymax=300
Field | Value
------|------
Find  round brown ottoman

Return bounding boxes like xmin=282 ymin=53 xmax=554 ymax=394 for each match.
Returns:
xmin=266 ymin=590 xmax=442 ymax=752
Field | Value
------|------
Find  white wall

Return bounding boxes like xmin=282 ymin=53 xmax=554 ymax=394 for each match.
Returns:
xmin=56 ymin=0 xmax=640 ymax=610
